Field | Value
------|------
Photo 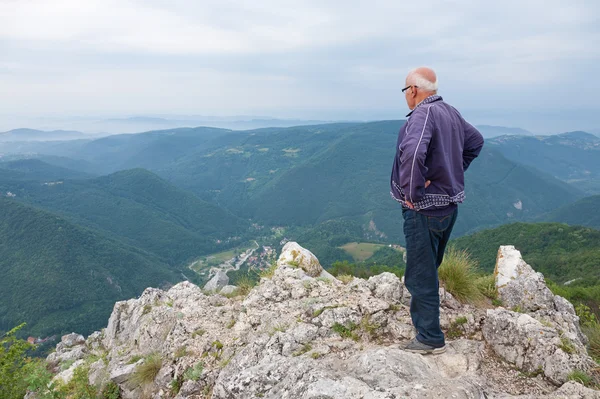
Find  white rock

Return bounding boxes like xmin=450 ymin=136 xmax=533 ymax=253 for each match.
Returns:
xmin=277 ymin=242 xmax=323 ymax=277
xmin=219 ymin=285 xmax=238 ymax=296
xmin=204 ymin=270 xmax=229 ymax=292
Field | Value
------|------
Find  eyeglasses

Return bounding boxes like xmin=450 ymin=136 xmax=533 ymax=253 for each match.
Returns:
xmin=402 ymin=85 xmax=417 ymax=93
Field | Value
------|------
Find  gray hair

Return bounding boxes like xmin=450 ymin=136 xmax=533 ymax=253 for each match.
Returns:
xmin=407 ymin=69 xmax=438 ymax=93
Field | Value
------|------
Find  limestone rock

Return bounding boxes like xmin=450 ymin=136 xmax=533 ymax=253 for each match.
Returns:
xmin=495 ymin=245 xmax=555 ymax=312
xmin=483 ymin=309 xmax=595 ymax=385
xmin=39 ymin=243 xmax=600 ymax=399
xmin=61 ymin=332 xmax=86 ymax=348
xmin=277 ymin=241 xmax=323 ymax=277
xmin=204 ymin=270 xmax=229 ymax=292
xmin=219 ymin=285 xmax=238 ymax=296
xmin=367 ymin=272 xmax=403 ymax=303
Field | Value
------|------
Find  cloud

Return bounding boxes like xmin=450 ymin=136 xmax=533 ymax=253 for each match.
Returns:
xmin=0 ymin=0 xmax=599 ymax=128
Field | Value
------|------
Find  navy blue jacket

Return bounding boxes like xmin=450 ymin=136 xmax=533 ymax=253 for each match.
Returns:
xmin=390 ymin=95 xmax=484 ymax=216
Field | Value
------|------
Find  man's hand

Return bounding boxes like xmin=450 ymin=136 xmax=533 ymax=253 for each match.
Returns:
xmin=405 ymin=181 xmax=430 ymax=210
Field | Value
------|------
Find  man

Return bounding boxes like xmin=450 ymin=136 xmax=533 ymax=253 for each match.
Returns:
xmin=390 ymin=67 xmax=484 ymax=354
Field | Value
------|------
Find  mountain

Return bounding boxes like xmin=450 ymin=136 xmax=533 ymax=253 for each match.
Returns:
xmin=488 ymin=131 xmax=600 ymax=194
xmin=0 ymin=122 xmax=586 ymax=242
xmin=540 ymin=195 xmax=600 ymax=230
xmin=232 ymin=123 xmax=583 ymax=238
xmin=0 ymin=159 xmax=93 ymax=180
xmin=475 ymin=125 xmax=532 ymax=138
xmin=451 ymin=222 xmax=600 ymax=283
xmin=0 ymin=197 xmax=180 ymax=337
xmin=0 ymin=128 xmax=87 ymax=142
xmin=4 ymin=168 xmax=249 ymax=265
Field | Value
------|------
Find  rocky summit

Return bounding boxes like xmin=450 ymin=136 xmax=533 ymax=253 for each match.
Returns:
xmin=38 ymin=244 xmax=600 ymax=399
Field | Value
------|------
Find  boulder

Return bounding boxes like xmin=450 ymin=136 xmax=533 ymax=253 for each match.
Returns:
xmin=204 ymin=270 xmax=229 ymax=292
xmin=277 ymin=242 xmax=323 ymax=277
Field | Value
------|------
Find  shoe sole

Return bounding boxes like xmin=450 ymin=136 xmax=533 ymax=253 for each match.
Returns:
xmin=404 ymin=345 xmax=447 ymax=355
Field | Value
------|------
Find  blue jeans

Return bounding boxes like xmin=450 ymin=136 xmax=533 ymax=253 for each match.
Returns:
xmin=402 ymin=208 xmax=458 ymax=347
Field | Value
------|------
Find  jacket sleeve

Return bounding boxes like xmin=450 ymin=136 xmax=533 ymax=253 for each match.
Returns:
xmin=462 ymin=121 xmax=484 ymax=171
xmin=399 ymin=106 xmax=433 ymax=203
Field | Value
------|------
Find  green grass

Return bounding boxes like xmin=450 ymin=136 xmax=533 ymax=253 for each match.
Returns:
xmin=446 ymin=316 xmax=468 ymax=339
xmin=475 ymin=274 xmax=498 ymax=300
xmin=337 ymin=274 xmax=354 ymax=284
xmin=131 ymin=353 xmax=162 ymax=386
xmin=332 ymin=322 xmax=360 ymax=341
xmin=438 ymin=248 xmax=483 ymax=304
xmin=340 ymin=242 xmax=389 ymax=262
xmin=183 ymin=362 xmax=204 ymax=382
xmin=559 ymin=336 xmax=576 ymax=354
xmin=259 ymin=263 xmax=278 ymax=279
xmin=292 ymin=343 xmax=312 ymax=357
xmin=582 ymin=322 xmax=600 ymax=362
xmin=235 ymin=276 xmax=256 ymax=296
xmin=567 ymin=370 xmax=594 ymax=387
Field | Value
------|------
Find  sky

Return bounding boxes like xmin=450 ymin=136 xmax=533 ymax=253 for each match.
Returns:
xmin=1 ymin=0 xmax=599 ymax=133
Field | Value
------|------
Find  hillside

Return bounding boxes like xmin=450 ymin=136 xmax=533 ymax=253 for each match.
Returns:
xmin=475 ymin=125 xmax=532 ymax=138
xmin=0 ymin=128 xmax=87 ymax=142
xmin=0 ymin=159 xmax=93 ymax=180
xmin=5 ymin=169 xmax=250 ymax=265
xmin=0 ymin=122 xmax=589 ymax=242
xmin=452 ymin=222 xmax=600 ymax=283
xmin=0 ymin=198 xmax=179 ymax=337
xmin=489 ymin=131 xmax=600 ymax=194
xmin=238 ymin=123 xmax=583 ymax=238
xmin=540 ymin=195 xmax=600 ymax=230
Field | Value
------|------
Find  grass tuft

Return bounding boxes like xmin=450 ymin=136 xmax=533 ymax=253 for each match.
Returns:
xmin=259 ymin=263 xmax=278 ymax=279
xmin=235 ymin=276 xmax=256 ymax=296
xmin=438 ymin=248 xmax=483 ymax=304
xmin=582 ymin=322 xmax=600 ymax=363
xmin=332 ymin=322 xmax=360 ymax=341
xmin=568 ymin=370 xmax=594 ymax=387
xmin=131 ymin=353 xmax=162 ymax=386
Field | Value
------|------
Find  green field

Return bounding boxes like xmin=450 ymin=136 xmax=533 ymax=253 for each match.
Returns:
xmin=340 ymin=242 xmax=390 ymax=262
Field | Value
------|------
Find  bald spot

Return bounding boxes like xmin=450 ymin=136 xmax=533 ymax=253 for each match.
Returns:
xmin=409 ymin=67 xmax=437 ymax=85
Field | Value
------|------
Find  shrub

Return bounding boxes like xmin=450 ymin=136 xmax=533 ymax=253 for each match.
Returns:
xmin=57 ymin=365 xmax=97 ymax=399
xmin=101 ymin=381 xmax=121 ymax=399
xmin=438 ymin=248 xmax=483 ymax=304
xmin=0 ymin=324 xmax=34 ymax=399
xmin=131 ymin=353 xmax=162 ymax=386
xmin=183 ymin=362 xmax=204 ymax=381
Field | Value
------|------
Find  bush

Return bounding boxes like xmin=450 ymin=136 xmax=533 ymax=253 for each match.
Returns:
xmin=131 ymin=353 xmax=162 ymax=386
xmin=101 ymin=381 xmax=121 ymax=399
xmin=0 ymin=324 xmax=34 ymax=399
xmin=57 ymin=365 xmax=97 ymax=399
xmin=438 ymin=248 xmax=483 ymax=304
xmin=183 ymin=362 xmax=204 ymax=381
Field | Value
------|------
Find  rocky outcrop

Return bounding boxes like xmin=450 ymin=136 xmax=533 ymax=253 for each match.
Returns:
xmin=484 ymin=246 xmax=596 ymax=385
xmin=40 ymin=242 xmax=599 ymax=398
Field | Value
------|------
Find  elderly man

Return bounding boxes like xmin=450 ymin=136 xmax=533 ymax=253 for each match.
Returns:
xmin=390 ymin=67 xmax=484 ymax=354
